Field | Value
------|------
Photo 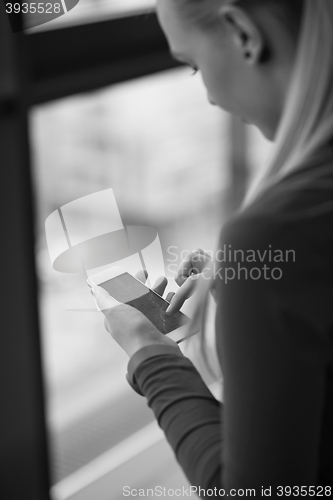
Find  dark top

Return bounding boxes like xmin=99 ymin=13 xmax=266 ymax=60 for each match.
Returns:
xmin=130 ymin=148 xmax=333 ymax=495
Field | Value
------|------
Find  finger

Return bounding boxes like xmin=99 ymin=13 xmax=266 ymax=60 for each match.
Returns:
xmin=175 ymin=253 xmax=209 ymax=286
xmin=166 ymin=275 xmax=198 ymax=314
xmin=88 ymin=281 xmax=120 ymax=312
xmin=194 ymin=248 xmax=211 ymax=259
xmin=166 ymin=291 xmax=175 ymax=303
xmin=152 ymin=276 xmax=168 ymax=296
xmin=135 ymin=269 xmax=148 ymax=284
xmin=174 ymin=252 xmax=196 ymax=286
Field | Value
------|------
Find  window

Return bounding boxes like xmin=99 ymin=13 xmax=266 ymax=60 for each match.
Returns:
xmin=30 ymin=66 xmax=230 ymax=497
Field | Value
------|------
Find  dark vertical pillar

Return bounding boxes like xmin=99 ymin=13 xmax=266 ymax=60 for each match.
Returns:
xmin=0 ymin=6 xmax=50 ymax=500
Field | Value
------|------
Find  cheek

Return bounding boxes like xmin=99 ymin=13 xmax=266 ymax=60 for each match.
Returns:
xmin=199 ymin=53 xmax=236 ymax=113
xmin=201 ymin=66 xmax=234 ymax=112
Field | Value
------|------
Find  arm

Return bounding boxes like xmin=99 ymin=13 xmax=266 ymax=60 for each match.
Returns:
xmin=134 ymin=351 xmax=223 ymax=491
xmin=90 ymin=275 xmax=225 ymax=491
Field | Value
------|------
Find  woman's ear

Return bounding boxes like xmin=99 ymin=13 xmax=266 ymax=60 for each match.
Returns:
xmin=218 ymin=4 xmax=265 ymax=65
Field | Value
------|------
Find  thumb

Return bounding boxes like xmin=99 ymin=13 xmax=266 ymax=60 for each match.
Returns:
xmin=87 ymin=279 xmax=121 ymax=312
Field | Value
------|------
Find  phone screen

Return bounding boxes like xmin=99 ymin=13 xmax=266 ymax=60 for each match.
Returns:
xmin=99 ymin=272 xmax=189 ymax=335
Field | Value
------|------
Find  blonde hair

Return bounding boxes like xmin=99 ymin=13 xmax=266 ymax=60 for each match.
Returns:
xmin=181 ymin=0 xmax=333 ymax=373
xmin=244 ymin=0 xmax=333 ymax=206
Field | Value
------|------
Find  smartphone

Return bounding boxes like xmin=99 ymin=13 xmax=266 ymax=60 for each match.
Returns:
xmin=89 ymin=266 xmax=197 ymax=343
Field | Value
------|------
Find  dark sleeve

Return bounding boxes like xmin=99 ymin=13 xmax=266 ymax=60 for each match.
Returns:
xmin=134 ymin=353 xmax=223 ymax=491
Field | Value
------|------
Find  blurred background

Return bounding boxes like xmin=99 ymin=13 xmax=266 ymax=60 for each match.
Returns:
xmin=1 ymin=1 xmax=272 ymax=499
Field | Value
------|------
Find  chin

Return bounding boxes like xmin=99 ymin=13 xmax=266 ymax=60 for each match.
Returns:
xmin=257 ymin=124 xmax=276 ymax=142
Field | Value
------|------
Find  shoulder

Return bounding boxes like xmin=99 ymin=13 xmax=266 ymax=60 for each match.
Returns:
xmin=214 ymin=177 xmax=333 ymax=337
xmin=215 ymin=181 xmax=333 ymax=303
xmin=218 ymin=211 xmax=305 ymax=268
xmin=219 ymin=171 xmax=333 ymax=274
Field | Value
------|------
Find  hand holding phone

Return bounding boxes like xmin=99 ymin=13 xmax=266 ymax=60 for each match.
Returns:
xmin=88 ymin=266 xmax=197 ymax=344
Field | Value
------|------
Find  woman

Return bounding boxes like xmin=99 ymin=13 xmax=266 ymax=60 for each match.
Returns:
xmin=89 ymin=0 xmax=333 ymax=493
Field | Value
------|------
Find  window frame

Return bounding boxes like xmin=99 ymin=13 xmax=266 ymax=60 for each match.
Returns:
xmin=26 ymin=12 xmax=182 ymax=104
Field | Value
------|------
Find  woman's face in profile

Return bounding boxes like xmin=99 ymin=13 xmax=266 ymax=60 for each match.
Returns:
xmin=156 ymin=0 xmax=290 ymax=140
xmin=156 ymin=0 xmax=240 ymax=110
